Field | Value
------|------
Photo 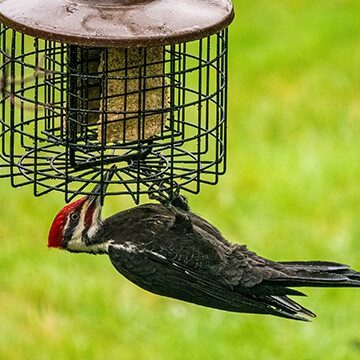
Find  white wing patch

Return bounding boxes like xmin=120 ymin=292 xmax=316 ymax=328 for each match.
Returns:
xmin=112 ymin=242 xmax=139 ymax=253
xmin=149 ymin=251 xmax=167 ymax=260
xmin=111 ymin=243 xmax=168 ymax=262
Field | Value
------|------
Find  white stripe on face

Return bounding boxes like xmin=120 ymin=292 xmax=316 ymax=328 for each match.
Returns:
xmin=86 ymin=200 xmax=102 ymax=239
xmin=65 ymin=198 xmax=104 ymax=251
xmin=65 ymin=205 xmax=87 ymax=250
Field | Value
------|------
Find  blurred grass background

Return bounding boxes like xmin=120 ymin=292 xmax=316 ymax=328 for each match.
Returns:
xmin=1 ymin=0 xmax=360 ymax=359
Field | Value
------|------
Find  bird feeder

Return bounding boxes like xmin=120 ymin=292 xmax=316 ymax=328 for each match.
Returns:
xmin=0 ymin=0 xmax=234 ymax=203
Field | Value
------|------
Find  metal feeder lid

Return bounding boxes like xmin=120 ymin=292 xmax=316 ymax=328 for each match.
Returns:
xmin=0 ymin=0 xmax=234 ymax=47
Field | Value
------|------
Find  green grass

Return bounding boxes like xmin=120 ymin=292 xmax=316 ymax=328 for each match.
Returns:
xmin=1 ymin=1 xmax=360 ymax=359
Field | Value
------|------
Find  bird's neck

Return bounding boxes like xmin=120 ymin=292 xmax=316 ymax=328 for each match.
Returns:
xmin=66 ymin=217 xmax=110 ymax=255
xmin=66 ymin=237 xmax=111 ymax=254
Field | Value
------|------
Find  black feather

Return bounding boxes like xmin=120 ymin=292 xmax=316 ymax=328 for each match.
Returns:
xmin=267 ymin=261 xmax=360 ymax=288
xmin=87 ymin=203 xmax=360 ymax=321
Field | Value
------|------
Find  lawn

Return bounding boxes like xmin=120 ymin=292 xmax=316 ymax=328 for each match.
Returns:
xmin=1 ymin=1 xmax=360 ymax=359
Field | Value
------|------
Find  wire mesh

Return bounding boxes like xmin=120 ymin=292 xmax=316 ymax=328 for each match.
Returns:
xmin=0 ymin=24 xmax=228 ymax=203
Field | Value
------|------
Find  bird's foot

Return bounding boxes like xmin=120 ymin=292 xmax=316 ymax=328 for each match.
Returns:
xmin=148 ymin=185 xmax=189 ymax=212
xmin=148 ymin=191 xmax=191 ymax=224
xmin=169 ymin=194 xmax=190 ymax=212
xmin=148 ymin=191 xmax=169 ymax=206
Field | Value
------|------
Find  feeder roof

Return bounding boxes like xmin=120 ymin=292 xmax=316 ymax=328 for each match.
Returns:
xmin=0 ymin=0 xmax=234 ymax=47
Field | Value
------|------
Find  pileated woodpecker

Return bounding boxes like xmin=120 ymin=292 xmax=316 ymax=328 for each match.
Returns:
xmin=48 ymin=181 xmax=360 ymax=321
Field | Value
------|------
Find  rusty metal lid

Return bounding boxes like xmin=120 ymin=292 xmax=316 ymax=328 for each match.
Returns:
xmin=0 ymin=0 xmax=234 ymax=47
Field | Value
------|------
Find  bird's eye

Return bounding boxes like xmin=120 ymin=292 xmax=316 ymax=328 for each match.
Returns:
xmin=70 ymin=213 xmax=79 ymax=221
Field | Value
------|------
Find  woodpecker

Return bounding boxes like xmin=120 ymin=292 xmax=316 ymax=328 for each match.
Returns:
xmin=48 ymin=182 xmax=360 ymax=321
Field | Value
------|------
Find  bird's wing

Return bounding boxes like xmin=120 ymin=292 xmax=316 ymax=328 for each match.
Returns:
xmin=105 ymin=204 xmax=302 ymax=294
xmin=107 ymin=236 xmax=314 ymax=321
xmin=220 ymin=245 xmax=282 ymax=286
xmin=104 ymin=204 xmax=315 ymax=320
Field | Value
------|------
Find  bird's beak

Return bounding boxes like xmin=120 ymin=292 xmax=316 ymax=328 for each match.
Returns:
xmin=84 ymin=166 xmax=117 ymax=207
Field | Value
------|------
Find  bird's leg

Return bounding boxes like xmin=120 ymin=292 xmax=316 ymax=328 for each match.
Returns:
xmin=148 ymin=182 xmax=192 ymax=231
xmin=170 ymin=194 xmax=189 ymax=212
xmin=148 ymin=190 xmax=168 ymax=205
xmin=167 ymin=201 xmax=193 ymax=232
xmin=166 ymin=199 xmax=188 ymax=218
xmin=149 ymin=182 xmax=187 ymax=210
xmin=168 ymin=183 xmax=190 ymax=212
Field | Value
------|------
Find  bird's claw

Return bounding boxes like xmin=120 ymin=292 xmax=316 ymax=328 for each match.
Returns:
xmin=148 ymin=186 xmax=190 ymax=223
xmin=149 ymin=190 xmax=189 ymax=212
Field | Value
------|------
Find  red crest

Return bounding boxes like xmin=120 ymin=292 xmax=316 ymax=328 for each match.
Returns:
xmin=48 ymin=198 xmax=87 ymax=248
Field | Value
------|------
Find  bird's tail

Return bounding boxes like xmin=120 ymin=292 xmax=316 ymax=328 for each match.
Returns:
xmin=250 ymin=261 xmax=360 ymax=321
xmin=269 ymin=261 xmax=360 ymax=288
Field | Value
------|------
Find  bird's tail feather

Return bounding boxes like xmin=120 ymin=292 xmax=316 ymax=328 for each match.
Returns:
xmin=265 ymin=295 xmax=316 ymax=321
xmin=240 ymin=292 xmax=315 ymax=321
xmin=251 ymin=261 xmax=360 ymax=320
xmin=269 ymin=261 xmax=360 ymax=288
